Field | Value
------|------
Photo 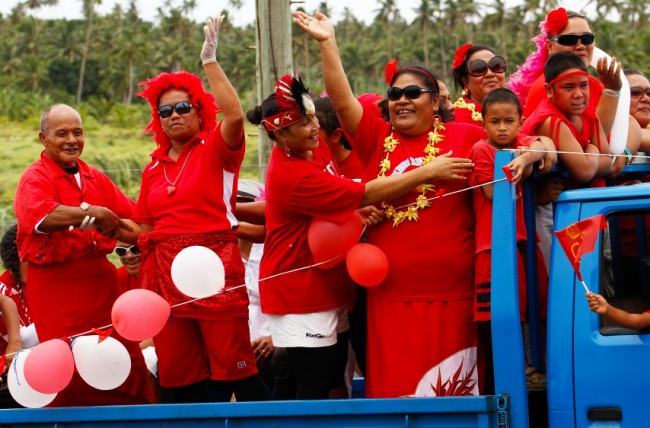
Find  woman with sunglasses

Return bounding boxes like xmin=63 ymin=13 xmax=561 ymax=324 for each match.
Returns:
xmin=113 ymin=15 xmax=270 ymax=403
xmin=294 ymin=11 xmax=485 ymax=399
xmin=508 ymin=7 xmax=622 ymax=134
xmin=248 ymin=73 xmax=474 ymax=400
xmin=451 ymin=44 xmax=507 ymax=125
xmin=624 ymin=69 xmax=650 ymax=151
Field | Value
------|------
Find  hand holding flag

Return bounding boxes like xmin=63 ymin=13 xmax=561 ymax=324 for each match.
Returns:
xmin=553 ymin=214 xmax=607 ymax=292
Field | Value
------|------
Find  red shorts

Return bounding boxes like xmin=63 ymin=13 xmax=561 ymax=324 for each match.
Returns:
xmin=154 ymin=315 xmax=258 ymax=387
xmin=474 ymin=249 xmax=527 ymax=322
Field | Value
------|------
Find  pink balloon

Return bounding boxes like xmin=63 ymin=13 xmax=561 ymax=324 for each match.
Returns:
xmin=112 ymin=289 xmax=171 ymax=342
xmin=23 ymin=339 xmax=74 ymax=394
xmin=346 ymin=243 xmax=389 ymax=287
xmin=308 ymin=213 xmax=363 ymax=269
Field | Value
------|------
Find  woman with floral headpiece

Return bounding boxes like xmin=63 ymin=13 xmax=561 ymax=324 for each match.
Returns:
xmin=112 ymin=15 xmax=269 ymax=403
xmin=451 ymin=44 xmax=508 ymax=126
xmin=509 ymin=8 xmax=622 ymax=130
xmin=293 ymin=11 xmax=488 ymax=398
xmin=247 ymin=73 xmax=475 ymax=400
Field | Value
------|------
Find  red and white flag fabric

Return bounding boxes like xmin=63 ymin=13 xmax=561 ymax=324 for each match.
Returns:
xmin=553 ymin=214 xmax=607 ymax=281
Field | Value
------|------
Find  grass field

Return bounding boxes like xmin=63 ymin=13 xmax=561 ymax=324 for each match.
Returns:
xmin=0 ymin=117 xmax=264 ymax=236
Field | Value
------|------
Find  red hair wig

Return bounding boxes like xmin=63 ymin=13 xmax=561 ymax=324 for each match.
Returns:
xmin=137 ymin=71 xmax=219 ymax=148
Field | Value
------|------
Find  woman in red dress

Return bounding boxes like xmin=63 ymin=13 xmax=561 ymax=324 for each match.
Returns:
xmin=294 ymin=11 xmax=486 ymax=398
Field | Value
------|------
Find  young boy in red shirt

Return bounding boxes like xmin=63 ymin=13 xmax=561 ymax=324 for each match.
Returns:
xmin=468 ymin=88 xmax=555 ymax=393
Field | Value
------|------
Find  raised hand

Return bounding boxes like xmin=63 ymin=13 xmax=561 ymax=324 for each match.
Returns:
xmin=292 ymin=11 xmax=335 ymax=42
xmin=596 ymin=56 xmax=622 ymax=91
xmin=201 ymin=14 xmax=224 ymax=65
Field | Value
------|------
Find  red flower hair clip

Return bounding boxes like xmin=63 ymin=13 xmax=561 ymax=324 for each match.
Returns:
xmin=545 ymin=7 xmax=568 ymax=35
xmin=452 ymin=44 xmax=473 ymax=69
xmin=385 ymin=58 xmax=398 ymax=85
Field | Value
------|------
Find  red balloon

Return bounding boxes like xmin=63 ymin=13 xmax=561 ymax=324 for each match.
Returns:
xmin=112 ymin=289 xmax=171 ymax=342
xmin=308 ymin=213 xmax=363 ymax=269
xmin=346 ymin=243 xmax=389 ymax=287
xmin=23 ymin=339 xmax=74 ymax=394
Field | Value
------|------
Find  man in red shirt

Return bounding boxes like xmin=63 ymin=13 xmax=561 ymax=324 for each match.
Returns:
xmin=13 ymin=104 xmax=154 ymax=406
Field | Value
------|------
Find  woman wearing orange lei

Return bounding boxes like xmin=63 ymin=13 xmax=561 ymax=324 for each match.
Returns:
xmin=294 ymin=11 xmax=486 ymax=398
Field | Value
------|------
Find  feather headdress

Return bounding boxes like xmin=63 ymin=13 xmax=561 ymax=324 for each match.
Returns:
xmin=262 ymin=74 xmax=315 ymax=131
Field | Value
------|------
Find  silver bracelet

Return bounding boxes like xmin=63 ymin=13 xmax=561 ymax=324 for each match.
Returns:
xmin=603 ymin=88 xmax=620 ymax=98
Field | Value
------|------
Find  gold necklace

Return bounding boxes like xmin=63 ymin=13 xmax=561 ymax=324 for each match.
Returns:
xmin=163 ymin=145 xmax=196 ymax=196
xmin=377 ymin=118 xmax=444 ymax=227
xmin=453 ymin=96 xmax=483 ymax=124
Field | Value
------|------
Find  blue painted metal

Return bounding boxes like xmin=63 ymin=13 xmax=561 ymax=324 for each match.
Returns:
xmin=0 ymin=396 xmax=505 ymax=427
xmin=491 ymin=151 xmax=528 ymax=428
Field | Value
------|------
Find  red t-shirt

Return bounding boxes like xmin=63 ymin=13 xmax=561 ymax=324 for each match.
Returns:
xmin=14 ymin=153 xmax=135 ymax=264
xmin=521 ymin=98 xmax=600 ymax=150
xmin=468 ymin=136 xmax=536 ymax=253
xmin=337 ymin=151 xmax=364 ymax=181
xmin=132 ymin=124 xmax=244 ymax=234
xmin=523 ymin=74 xmax=603 ymax=120
xmin=260 ymin=141 xmax=365 ymax=315
xmin=352 ymin=108 xmax=486 ymax=300
xmin=116 ymin=266 xmax=141 ymax=295
xmin=454 ymin=97 xmax=484 ymax=126
xmin=0 ymin=271 xmax=31 ymax=354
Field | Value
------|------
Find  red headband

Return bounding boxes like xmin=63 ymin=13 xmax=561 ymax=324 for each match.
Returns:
xmin=548 ymin=70 xmax=588 ymax=86
xmin=452 ymin=44 xmax=473 ymax=69
xmin=262 ymin=111 xmax=308 ymax=131
xmin=545 ymin=7 xmax=568 ymax=35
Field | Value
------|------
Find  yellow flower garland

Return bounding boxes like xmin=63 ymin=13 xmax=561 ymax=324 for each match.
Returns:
xmin=377 ymin=118 xmax=444 ymax=227
xmin=453 ymin=96 xmax=483 ymax=124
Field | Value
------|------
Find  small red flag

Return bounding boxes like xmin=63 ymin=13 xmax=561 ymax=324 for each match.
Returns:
xmin=554 ymin=214 xmax=607 ymax=281
xmin=92 ymin=327 xmax=114 ymax=343
xmin=501 ymin=166 xmax=514 ymax=182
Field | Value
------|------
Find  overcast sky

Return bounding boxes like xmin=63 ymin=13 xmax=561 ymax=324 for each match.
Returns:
xmin=0 ymin=0 xmax=430 ymax=26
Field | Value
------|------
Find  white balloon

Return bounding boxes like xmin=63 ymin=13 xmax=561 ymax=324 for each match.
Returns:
xmin=590 ymin=47 xmax=630 ymax=155
xmin=170 ymin=246 xmax=225 ymax=298
xmin=7 ymin=349 xmax=57 ymax=408
xmin=72 ymin=335 xmax=131 ymax=391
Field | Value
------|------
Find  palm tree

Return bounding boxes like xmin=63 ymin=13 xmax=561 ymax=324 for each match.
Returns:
xmin=77 ymin=0 xmax=101 ymax=104
xmin=374 ymin=0 xmax=399 ymax=61
xmin=412 ymin=0 xmax=434 ymax=67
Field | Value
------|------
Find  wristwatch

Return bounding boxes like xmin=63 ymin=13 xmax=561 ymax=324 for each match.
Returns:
xmin=624 ymin=147 xmax=633 ymax=165
xmin=80 ymin=202 xmax=91 ymax=211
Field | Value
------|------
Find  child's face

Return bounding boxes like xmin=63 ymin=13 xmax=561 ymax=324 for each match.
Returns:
xmin=482 ymin=102 xmax=522 ymax=148
xmin=547 ymin=71 xmax=590 ymax=117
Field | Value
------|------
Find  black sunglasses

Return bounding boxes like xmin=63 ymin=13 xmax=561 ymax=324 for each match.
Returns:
xmin=467 ymin=56 xmax=507 ymax=77
xmin=387 ymin=85 xmax=434 ymax=101
xmin=158 ymin=101 xmax=194 ymax=118
xmin=630 ymin=87 xmax=650 ymax=99
xmin=549 ymin=32 xmax=595 ymax=47
xmin=114 ymin=245 xmax=141 ymax=257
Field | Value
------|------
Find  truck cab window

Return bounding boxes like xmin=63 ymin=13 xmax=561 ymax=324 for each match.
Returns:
xmin=600 ymin=210 xmax=650 ymax=334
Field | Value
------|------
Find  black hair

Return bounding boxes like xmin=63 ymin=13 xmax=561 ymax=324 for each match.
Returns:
xmin=623 ymin=68 xmax=647 ymax=79
xmin=0 ymin=225 xmax=22 ymax=289
xmin=482 ymin=88 xmax=522 ymax=117
xmin=313 ymin=97 xmax=351 ymax=150
xmin=246 ymin=94 xmax=280 ymax=141
xmin=544 ymin=51 xmax=588 ymax=84
xmin=389 ymin=65 xmax=440 ymax=96
xmin=452 ymin=45 xmax=498 ymax=92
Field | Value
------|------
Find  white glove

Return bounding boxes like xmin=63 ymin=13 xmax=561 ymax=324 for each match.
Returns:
xmin=201 ymin=15 xmax=224 ymax=65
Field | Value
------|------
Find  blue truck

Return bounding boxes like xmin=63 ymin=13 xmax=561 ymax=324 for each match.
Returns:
xmin=0 ymin=150 xmax=647 ymax=427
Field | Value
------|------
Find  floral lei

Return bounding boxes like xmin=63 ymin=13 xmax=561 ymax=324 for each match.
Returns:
xmin=377 ymin=118 xmax=445 ymax=227
xmin=453 ymin=96 xmax=483 ymax=124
